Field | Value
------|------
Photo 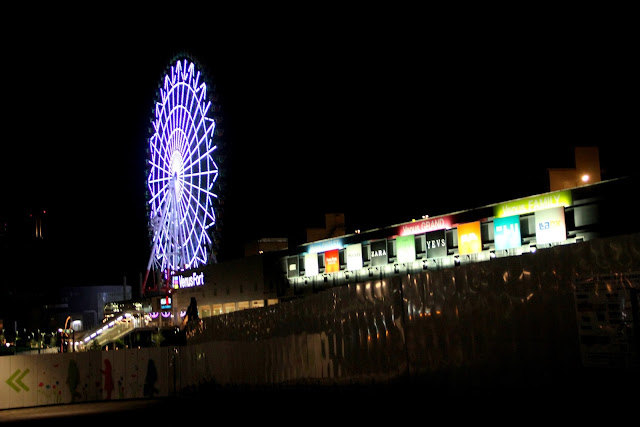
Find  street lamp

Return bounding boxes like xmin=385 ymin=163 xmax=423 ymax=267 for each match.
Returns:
xmin=59 ymin=316 xmax=75 ymax=353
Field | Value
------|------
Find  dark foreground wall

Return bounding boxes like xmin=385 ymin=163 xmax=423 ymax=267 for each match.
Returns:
xmin=2 ymin=234 xmax=637 ymax=410
xmin=185 ymin=233 xmax=640 ymax=391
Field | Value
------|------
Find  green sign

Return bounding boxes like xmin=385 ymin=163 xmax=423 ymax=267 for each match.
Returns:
xmin=6 ymin=368 xmax=29 ymax=392
xmin=493 ymin=190 xmax=572 ymax=218
xmin=396 ymin=235 xmax=416 ymax=263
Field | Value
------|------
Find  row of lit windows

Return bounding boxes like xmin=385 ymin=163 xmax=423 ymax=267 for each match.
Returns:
xmin=197 ymin=299 xmax=279 ymax=318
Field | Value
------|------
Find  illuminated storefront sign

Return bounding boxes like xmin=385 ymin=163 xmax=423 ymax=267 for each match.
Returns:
xmin=534 ymin=206 xmax=567 ymax=245
xmin=308 ymin=238 xmax=343 ymax=254
xmin=425 ymin=229 xmax=447 ymax=258
xmin=160 ymin=297 xmax=172 ymax=309
xmin=494 ymin=215 xmax=521 ymax=250
xmin=304 ymin=253 xmax=319 ymax=276
xmin=494 ymin=190 xmax=572 ymax=218
xmin=396 ymin=235 xmax=416 ymax=263
xmin=457 ymin=221 xmax=482 ymax=255
xmin=287 ymin=256 xmax=299 ymax=278
xmin=346 ymin=243 xmax=363 ymax=271
xmin=324 ymin=249 xmax=340 ymax=273
xmin=370 ymin=240 xmax=388 ymax=266
xmin=173 ymin=272 xmax=205 ymax=289
xmin=398 ymin=215 xmax=453 ymax=236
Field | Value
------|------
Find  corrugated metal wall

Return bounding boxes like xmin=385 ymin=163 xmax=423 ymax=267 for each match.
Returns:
xmin=186 ymin=233 xmax=640 ymax=388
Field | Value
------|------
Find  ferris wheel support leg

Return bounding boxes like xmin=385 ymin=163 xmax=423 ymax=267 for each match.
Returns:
xmin=142 ymin=197 xmax=172 ymax=296
xmin=142 ymin=232 xmax=160 ymax=296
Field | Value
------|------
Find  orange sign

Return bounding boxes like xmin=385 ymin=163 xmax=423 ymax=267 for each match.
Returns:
xmin=325 ymin=249 xmax=340 ymax=273
xmin=457 ymin=221 xmax=482 ymax=255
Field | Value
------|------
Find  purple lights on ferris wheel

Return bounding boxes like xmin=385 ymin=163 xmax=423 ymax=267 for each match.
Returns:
xmin=146 ymin=58 xmax=220 ymax=274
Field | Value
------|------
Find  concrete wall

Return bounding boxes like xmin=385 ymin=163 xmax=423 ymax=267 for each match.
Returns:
xmin=0 ymin=348 xmax=172 ymax=410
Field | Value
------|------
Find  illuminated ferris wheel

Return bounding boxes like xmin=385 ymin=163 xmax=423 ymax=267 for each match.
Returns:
xmin=143 ymin=56 xmax=222 ymax=291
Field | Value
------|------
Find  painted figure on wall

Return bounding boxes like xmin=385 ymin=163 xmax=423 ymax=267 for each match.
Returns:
xmin=144 ymin=359 xmax=158 ymax=397
xmin=101 ymin=359 xmax=114 ymax=400
xmin=66 ymin=360 xmax=81 ymax=402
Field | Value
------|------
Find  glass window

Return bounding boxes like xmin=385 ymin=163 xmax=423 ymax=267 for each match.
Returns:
xmin=200 ymin=305 xmax=211 ymax=318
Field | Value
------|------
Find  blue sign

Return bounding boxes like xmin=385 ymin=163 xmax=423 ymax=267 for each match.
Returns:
xmin=307 ymin=238 xmax=343 ymax=254
xmin=494 ymin=215 xmax=521 ymax=250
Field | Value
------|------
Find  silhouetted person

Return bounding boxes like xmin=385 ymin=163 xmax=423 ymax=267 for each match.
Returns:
xmin=186 ymin=297 xmax=199 ymax=323
xmin=144 ymin=359 xmax=159 ymax=397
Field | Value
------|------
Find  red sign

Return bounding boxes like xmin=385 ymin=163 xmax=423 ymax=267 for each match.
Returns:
xmin=398 ymin=215 xmax=452 ymax=236
xmin=324 ymin=249 xmax=340 ymax=273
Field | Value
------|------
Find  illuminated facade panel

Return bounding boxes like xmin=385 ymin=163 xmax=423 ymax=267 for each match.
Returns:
xmin=534 ymin=207 xmax=567 ymax=245
xmin=425 ymin=230 xmax=447 ymax=258
xmin=370 ymin=240 xmax=388 ymax=266
xmin=304 ymin=253 xmax=319 ymax=276
xmin=494 ymin=215 xmax=521 ymax=250
xmin=324 ymin=249 xmax=340 ymax=273
xmin=457 ymin=221 xmax=482 ymax=255
xmin=396 ymin=235 xmax=416 ymax=263
xmin=346 ymin=243 xmax=364 ymax=271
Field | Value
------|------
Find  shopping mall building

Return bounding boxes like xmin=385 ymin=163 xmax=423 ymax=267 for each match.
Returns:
xmin=161 ymin=175 xmax=636 ymax=330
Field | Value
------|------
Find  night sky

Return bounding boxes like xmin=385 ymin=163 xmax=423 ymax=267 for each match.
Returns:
xmin=0 ymin=17 xmax=635 ymax=293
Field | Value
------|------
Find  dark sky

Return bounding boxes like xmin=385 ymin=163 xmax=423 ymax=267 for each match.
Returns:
xmin=0 ymin=17 xmax=635 ymax=291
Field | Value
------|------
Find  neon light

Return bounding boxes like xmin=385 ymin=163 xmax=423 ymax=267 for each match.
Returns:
xmin=174 ymin=272 xmax=205 ymax=289
xmin=398 ymin=215 xmax=452 ymax=236
xmin=494 ymin=190 xmax=572 ymax=218
xmin=147 ymin=58 xmax=220 ymax=272
xmin=161 ymin=312 xmax=172 ymax=318
xmin=149 ymin=312 xmax=159 ymax=319
xmin=308 ymin=238 xmax=343 ymax=254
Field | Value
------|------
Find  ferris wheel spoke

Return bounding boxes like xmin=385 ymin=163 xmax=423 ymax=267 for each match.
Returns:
xmin=147 ymin=181 xmax=170 ymax=206
xmin=184 ymin=122 xmax=210 ymax=162
xmin=179 ymin=203 xmax=199 ymax=267
xmin=148 ymin=176 xmax=172 ymax=185
xmin=185 ymin=108 xmax=215 ymax=153
xmin=149 ymin=159 xmax=172 ymax=177
xmin=182 ymin=144 xmax=218 ymax=174
xmin=181 ymin=179 xmax=218 ymax=200
xmin=186 ymin=203 xmax=211 ymax=245
xmin=181 ymin=168 xmax=218 ymax=180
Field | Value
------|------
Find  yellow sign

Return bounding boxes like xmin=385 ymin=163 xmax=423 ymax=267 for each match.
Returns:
xmin=493 ymin=190 xmax=572 ymax=218
xmin=457 ymin=221 xmax=482 ymax=255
